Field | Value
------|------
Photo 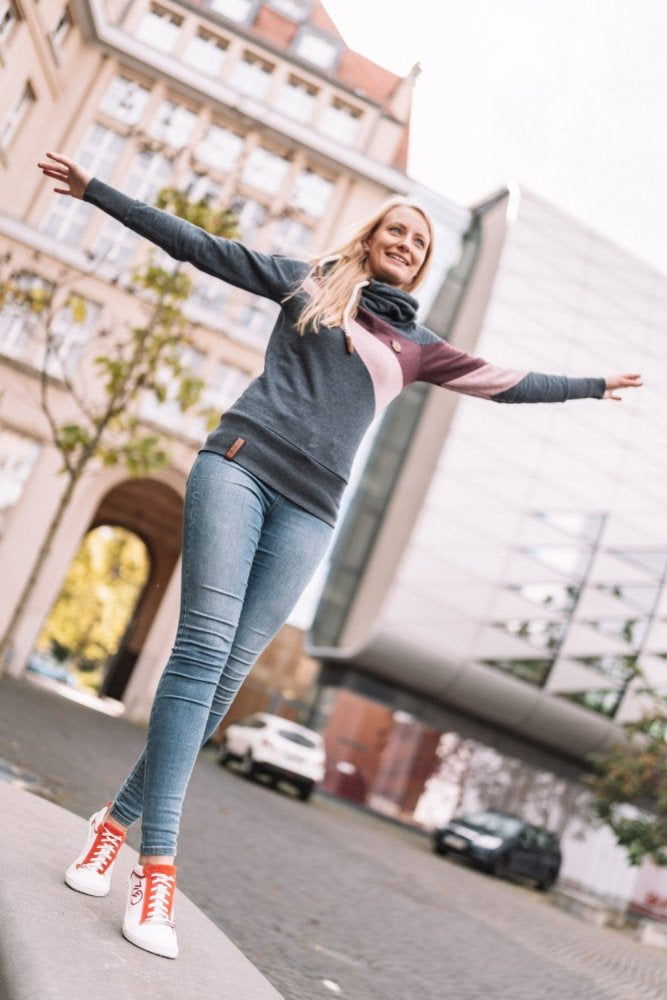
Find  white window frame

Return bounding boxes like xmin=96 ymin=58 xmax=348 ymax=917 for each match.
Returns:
xmin=292 ymin=27 xmax=339 ymax=70
xmin=242 ymin=146 xmax=290 ymax=196
xmin=195 ymin=124 xmax=244 ymax=172
xmin=288 ymin=168 xmax=334 ymax=218
xmin=207 ymin=0 xmax=254 ymax=24
xmin=274 ymin=75 xmax=317 ymax=123
xmin=0 ymin=81 xmax=35 ymax=150
xmin=0 ymin=428 xmax=40 ymax=532
xmin=182 ymin=29 xmax=228 ymax=76
xmin=100 ymin=75 xmax=150 ymax=126
xmin=228 ymin=51 xmax=274 ymax=100
xmin=134 ymin=4 xmax=183 ymax=53
xmin=149 ymin=100 xmax=198 ymax=148
xmin=319 ymin=98 xmax=362 ymax=146
xmin=0 ymin=0 xmax=19 ymax=44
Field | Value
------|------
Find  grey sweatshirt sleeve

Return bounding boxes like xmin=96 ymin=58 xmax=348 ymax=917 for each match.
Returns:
xmin=491 ymin=372 xmax=606 ymax=403
xmin=83 ymin=178 xmax=305 ymax=301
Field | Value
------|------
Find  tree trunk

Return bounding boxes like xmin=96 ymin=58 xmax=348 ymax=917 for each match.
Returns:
xmin=0 ymin=472 xmax=81 ymax=673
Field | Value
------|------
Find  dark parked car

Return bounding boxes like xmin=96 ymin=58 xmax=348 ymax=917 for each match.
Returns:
xmin=433 ymin=808 xmax=561 ymax=891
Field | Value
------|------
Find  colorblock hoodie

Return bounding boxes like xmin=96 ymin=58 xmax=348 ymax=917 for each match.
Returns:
xmin=83 ymin=179 xmax=606 ymax=526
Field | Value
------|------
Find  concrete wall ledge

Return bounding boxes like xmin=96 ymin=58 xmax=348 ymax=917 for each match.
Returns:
xmin=0 ymin=782 xmax=284 ymax=1000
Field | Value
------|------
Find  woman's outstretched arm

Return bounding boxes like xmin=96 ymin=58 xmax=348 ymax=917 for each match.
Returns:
xmin=36 ymin=152 xmax=305 ymax=301
xmin=415 ymin=329 xmax=642 ymax=403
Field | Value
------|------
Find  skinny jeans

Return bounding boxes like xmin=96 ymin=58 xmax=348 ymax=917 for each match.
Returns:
xmin=109 ymin=452 xmax=332 ymax=856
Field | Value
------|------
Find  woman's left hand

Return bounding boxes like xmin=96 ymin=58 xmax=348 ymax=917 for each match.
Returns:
xmin=604 ymin=374 xmax=642 ymax=400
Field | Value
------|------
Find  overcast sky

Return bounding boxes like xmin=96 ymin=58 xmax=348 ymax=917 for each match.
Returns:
xmin=325 ymin=0 xmax=667 ymax=275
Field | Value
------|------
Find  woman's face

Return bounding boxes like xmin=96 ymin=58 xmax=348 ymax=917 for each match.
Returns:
xmin=364 ymin=206 xmax=430 ymax=289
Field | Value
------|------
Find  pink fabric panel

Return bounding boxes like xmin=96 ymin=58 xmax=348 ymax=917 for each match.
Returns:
xmin=346 ymin=316 xmax=405 ymax=416
xmin=445 ymin=364 xmax=526 ymax=399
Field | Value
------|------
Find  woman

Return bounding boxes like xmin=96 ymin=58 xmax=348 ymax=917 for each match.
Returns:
xmin=37 ymin=151 xmax=641 ymax=959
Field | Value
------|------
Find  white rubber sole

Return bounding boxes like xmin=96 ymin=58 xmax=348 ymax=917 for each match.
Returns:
xmin=122 ymin=919 xmax=178 ymax=959
xmin=64 ymin=867 xmax=111 ymax=897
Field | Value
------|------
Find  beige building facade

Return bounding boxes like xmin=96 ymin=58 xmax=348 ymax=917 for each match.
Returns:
xmin=0 ymin=0 xmax=431 ymax=718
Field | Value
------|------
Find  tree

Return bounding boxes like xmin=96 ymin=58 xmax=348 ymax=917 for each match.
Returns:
xmin=588 ymin=697 xmax=667 ymax=866
xmin=0 ymin=190 xmax=238 ymax=670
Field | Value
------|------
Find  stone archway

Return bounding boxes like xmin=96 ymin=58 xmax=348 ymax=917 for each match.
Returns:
xmin=90 ymin=478 xmax=183 ymax=701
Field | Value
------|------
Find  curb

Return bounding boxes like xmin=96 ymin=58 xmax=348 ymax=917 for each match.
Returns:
xmin=0 ymin=782 xmax=284 ymax=999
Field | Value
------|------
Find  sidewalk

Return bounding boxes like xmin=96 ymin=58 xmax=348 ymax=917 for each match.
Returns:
xmin=0 ymin=781 xmax=284 ymax=1000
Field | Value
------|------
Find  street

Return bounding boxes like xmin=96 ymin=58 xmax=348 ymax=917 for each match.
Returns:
xmin=1 ymin=674 xmax=666 ymax=1000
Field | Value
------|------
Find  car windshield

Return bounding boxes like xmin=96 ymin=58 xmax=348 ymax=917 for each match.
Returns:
xmin=279 ymin=730 xmax=318 ymax=749
xmin=458 ymin=811 xmax=523 ymax=837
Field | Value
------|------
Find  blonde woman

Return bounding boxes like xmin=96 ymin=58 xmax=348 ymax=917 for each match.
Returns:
xmin=37 ymin=152 xmax=641 ymax=960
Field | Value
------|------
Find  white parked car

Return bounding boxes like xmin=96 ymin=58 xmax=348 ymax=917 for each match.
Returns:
xmin=218 ymin=713 xmax=326 ymax=801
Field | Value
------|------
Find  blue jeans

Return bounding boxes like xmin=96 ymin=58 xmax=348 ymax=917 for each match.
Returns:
xmin=109 ymin=452 xmax=332 ymax=855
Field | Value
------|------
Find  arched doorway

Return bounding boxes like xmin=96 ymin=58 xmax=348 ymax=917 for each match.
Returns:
xmin=31 ymin=477 xmax=183 ymax=701
xmin=35 ymin=525 xmax=151 ymax=693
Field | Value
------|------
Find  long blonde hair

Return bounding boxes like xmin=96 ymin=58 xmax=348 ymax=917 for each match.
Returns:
xmin=292 ymin=196 xmax=435 ymax=336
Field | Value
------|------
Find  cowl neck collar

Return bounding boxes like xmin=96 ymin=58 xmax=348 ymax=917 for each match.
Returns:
xmin=360 ymin=280 xmax=419 ymax=329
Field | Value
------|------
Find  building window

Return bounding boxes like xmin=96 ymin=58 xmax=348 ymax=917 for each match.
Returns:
xmin=242 ymin=146 xmax=290 ymax=196
xmin=0 ymin=82 xmax=35 ymax=150
xmin=100 ymin=75 xmax=150 ymax=126
xmin=182 ymin=29 xmax=228 ymax=76
xmin=292 ymin=27 xmax=339 ymax=70
xmin=182 ymin=171 xmax=221 ymax=204
xmin=228 ymin=51 xmax=274 ymax=100
xmin=235 ymin=295 xmax=277 ymax=343
xmin=0 ymin=0 xmax=19 ymax=44
xmin=43 ymin=124 xmax=124 ymax=244
xmin=513 ymin=582 xmax=580 ymax=614
xmin=202 ymin=362 xmax=251 ymax=413
xmin=195 ymin=123 xmax=244 ymax=172
xmin=95 ymin=221 xmax=141 ymax=271
xmin=575 ymin=655 xmax=638 ymax=683
xmin=188 ymin=272 xmax=229 ymax=326
xmin=319 ymin=98 xmax=362 ymax=145
xmin=0 ymin=273 xmax=54 ymax=367
xmin=134 ymin=5 xmax=182 ymax=53
xmin=268 ymin=215 xmax=313 ymax=256
xmin=206 ymin=0 xmax=254 ymax=23
xmin=274 ymin=75 xmax=317 ymax=123
xmin=589 ymin=618 xmax=649 ymax=648
xmin=267 ymin=0 xmax=309 ymax=20
xmin=495 ymin=619 xmax=566 ymax=653
xmin=562 ymin=689 xmax=621 ymax=718
xmin=524 ymin=546 xmax=592 ymax=579
xmin=149 ymin=100 xmax=197 ymax=148
xmin=288 ymin=168 xmax=334 ymax=217
xmin=51 ymin=7 xmax=73 ymax=47
xmin=230 ymin=197 xmax=267 ymax=243
xmin=140 ymin=346 xmax=206 ymax=436
xmin=0 ymin=428 xmax=40 ymax=535
xmin=482 ymin=659 xmax=553 ymax=687
xmin=122 ymin=150 xmax=172 ymax=202
xmin=40 ymin=298 xmax=101 ymax=379
xmin=533 ymin=510 xmax=605 ymax=543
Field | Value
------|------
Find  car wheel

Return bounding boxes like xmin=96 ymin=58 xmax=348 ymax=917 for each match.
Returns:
xmin=217 ymin=743 xmax=230 ymax=767
xmin=536 ymin=872 xmax=557 ymax=892
xmin=239 ymin=750 xmax=255 ymax=777
xmin=433 ymin=841 xmax=448 ymax=856
xmin=296 ymin=781 xmax=314 ymax=802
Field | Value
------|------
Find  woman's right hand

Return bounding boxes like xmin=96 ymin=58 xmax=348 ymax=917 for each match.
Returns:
xmin=36 ymin=152 xmax=92 ymax=200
